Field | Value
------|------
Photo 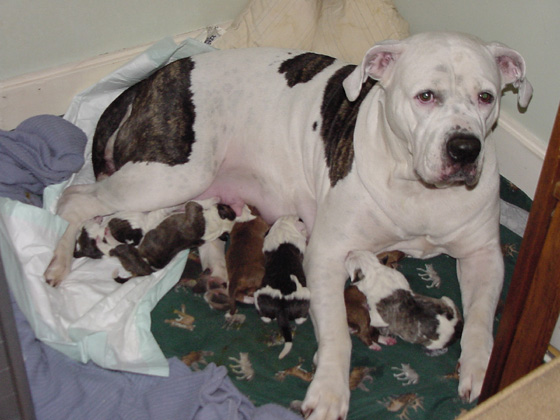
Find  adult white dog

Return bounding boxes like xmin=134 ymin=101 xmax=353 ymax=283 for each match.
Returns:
xmin=45 ymin=32 xmax=532 ymax=419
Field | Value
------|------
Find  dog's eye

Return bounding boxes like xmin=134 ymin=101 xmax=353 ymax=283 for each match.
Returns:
xmin=417 ymin=91 xmax=435 ymax=103
xmin=478 ymin=92 xmax=494 ymax=104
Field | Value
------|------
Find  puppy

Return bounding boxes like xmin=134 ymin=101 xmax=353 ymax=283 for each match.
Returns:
xmin=74 ymin=198 xmax=245 ymax=282
xmin=344 ymin=285 xmax=397 ymax=351
xmin=74 ymin=206 xmax=182 ymax=260
xmin=345 ymin=251 xmax=405 ymax=350
xmin=225 ymin=206 xmax=269 ymax=320
xmin=345 ymin=250 xmax=463 ymax=354
xmin=344 ymin=285 xmax=382 ymax=350
xmin=254 ymin=215 xmax=309 ymax=359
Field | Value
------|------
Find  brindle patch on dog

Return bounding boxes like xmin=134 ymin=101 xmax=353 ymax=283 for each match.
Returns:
xmin=279 ymin=53 xmax=336 ymax=88
xmin=107 ymin=218 xmax=143 ymax=245
xmin=92 ymin=58 xmax=197 ymax=178
xmin=320 ymin=65 xmax=377 ymax=186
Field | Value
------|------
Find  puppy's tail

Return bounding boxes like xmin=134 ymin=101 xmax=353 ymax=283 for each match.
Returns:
xmin=277 ymin=309 xmax=293 ymax=359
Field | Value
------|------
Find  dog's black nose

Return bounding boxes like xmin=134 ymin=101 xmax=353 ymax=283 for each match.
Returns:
xmin=446 ymin=135 xmax=481 ymax=164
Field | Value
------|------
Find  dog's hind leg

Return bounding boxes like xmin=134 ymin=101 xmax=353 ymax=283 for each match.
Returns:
xmin=45 ymin=183 xmax=118 ymax=286
xmin=45 ymin=160 xmax=217 ymax=286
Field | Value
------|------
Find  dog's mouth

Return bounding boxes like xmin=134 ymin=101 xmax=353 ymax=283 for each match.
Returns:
xmin=439 ymin=162 xmax=480 ymax=187
xmin=416 ymin=163 xmax=480 ymax=189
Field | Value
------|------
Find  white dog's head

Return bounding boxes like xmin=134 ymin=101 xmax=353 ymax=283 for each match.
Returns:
xmin=344 ymin=32 xmax=532 ymax=187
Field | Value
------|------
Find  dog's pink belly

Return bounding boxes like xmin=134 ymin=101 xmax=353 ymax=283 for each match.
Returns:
xmin=195 ymin=170 xmax=301 ymax=225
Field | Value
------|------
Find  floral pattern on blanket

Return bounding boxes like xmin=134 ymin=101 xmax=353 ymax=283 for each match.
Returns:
xmin=151 ymin=177 xmax=528 ymax=420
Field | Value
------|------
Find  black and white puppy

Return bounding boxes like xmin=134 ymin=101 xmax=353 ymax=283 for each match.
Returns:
xmin=345 ymin=250 xmax=463 ymax=354
xmin=74 ymin=198 xmax=249 ymax=282
xmin=254 ymin=215 xmax=309 ymax=359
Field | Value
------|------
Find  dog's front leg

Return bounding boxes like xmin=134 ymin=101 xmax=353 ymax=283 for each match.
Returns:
xmin=456 ymin=242 xmax=504 ymax=402
xmin=301 ymin=244 xmax=351 ymax=420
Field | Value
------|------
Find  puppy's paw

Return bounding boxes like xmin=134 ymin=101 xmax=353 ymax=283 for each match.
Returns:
xmin=378 ymin=335 xmax=397 ymax=346
xmin=458 ymin=357 xmax=488 ymax=402
xmin=44 ymin=254 xmax=71 ymax=287
xmin=368 ymin=343 xmax=382 ymax=351
xmin=302 ymin=374 xmax=349 ymax=420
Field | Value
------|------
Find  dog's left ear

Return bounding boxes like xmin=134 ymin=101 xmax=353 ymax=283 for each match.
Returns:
xmin=343 ymin=40 xmax=404 ymax=101
xmin=487 ymin=42 xmax=533 ymax=108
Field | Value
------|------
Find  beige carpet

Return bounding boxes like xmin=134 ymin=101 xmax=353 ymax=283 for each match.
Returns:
xmin=460 ymin=357 xmax=560 ymax=419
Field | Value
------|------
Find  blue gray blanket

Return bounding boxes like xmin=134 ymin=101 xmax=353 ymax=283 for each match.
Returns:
xmin=12 ymin=293 xmax=301 ymax=420
xmin=0 ymin=115 xmax=87 ymax=206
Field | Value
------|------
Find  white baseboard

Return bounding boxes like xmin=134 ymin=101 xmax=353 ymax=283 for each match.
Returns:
xmin=1 ymin=36 xmax=546 ymax=199
xmin=493 ymin=112 xmax=546 ymax=199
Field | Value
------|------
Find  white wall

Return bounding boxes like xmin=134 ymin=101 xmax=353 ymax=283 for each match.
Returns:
xmin=0 ymin=0 xmax=249 ymax=80
xmin=393 ymin=0 xmax=560 ymax=151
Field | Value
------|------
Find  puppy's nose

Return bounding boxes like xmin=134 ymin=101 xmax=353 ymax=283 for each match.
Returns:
xmin=446 ymin=135 xmax=481 ymax=164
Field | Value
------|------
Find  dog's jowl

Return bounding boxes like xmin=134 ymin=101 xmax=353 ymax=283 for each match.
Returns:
xmin=45 ymin=31 xmax=532 ymax=419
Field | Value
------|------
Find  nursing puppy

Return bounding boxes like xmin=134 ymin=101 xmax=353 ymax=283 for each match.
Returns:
xmin=345 ymin=250 xmax=463 ymax=353
xmin=225 ymin=206 xmax=269 ymax=318
xmin=74 ymin=198 xmax=242 ymax=282
xmin=345 ymin=285 xmax=384 ymax=350
xmin=255 ymin=215 xmax=309 ymax=359
xmin=344 ymin=251 xmax=405 ymax=350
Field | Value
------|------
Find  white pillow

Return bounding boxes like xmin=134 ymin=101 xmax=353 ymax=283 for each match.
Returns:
xmin=214 ymin=0 xmax=409 ymax=64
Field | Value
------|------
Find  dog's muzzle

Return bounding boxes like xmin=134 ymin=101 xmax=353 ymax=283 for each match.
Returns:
xmin=437 ymin=134 xmax=482 ymax=186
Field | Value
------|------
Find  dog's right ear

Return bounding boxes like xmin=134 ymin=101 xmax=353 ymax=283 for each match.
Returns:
xmin=343 ymin=40 xmax=404 ymax=101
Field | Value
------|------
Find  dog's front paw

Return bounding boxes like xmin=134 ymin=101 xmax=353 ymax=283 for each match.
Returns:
xmin=44 ymin=254 xmax=71 ymax=287
xmin=458 ymin=355 xmax=489 ymax=402
xmin=301 ymin=374 xmax=349 ymax=420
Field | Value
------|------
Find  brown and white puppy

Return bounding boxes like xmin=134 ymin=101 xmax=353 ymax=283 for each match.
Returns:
xmin=345 ymin=251 xmax=405 ymax=350
xmin=74 ymin=198 xmax=243 ymax=282
xmin=255 ymin=215 xmax=309 ymax=359
xmin=225 ymin=206 xmax=269 ymax=319
xmin=344 ymin=285 xmax=382 ymax=350
xmin=345 ymin=250 xmax=463 ymax=354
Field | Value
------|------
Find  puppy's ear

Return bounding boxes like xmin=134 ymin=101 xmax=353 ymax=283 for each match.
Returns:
xmin=352 ymin=268 xmax=365 ymax=283
xmin=343 ymin=40 xmax=404 ymax=101
xmin=487 ymin=42 xmax=533 ymax=108
xmin=217 ymin=204 xmax=236 ymax=221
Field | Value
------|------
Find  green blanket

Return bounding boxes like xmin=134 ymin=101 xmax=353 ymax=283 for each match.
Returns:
xmin=151 ymin=177 xmax=530 ymax=419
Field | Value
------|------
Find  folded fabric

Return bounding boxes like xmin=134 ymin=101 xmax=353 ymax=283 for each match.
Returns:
xmin=0 ymin=115 xmax=87 ymax=206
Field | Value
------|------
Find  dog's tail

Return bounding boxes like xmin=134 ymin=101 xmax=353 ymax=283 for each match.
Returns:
xmin=277 ymin=309 xmax=293 ymax=359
